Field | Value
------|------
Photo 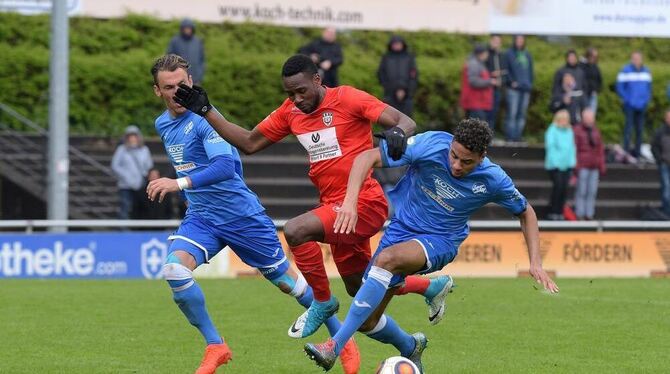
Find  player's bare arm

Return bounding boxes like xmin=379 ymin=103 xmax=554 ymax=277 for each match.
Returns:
xmin=333 ymin=149 xmax=383 ymax=235
xmin=518 ymin=204 xmax=560 ymax=293
xmin=203 ymin=110 xmax=273 ymax=155
xmin=174 ymin=83 xmax=273 ymax=155
xmin=377 ymin=105 xmax=416 ymax=136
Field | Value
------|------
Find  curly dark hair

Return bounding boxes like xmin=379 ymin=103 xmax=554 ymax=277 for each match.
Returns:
xmin=453 ymin=118 xmax=492 ymax=155
xmin=282 ymin=54 xmax=318 ymax=77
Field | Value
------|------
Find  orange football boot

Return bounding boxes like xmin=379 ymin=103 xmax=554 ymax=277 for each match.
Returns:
xmin=194 ymin=342 xmax=232 ymax=374
xmin=339 ymin=337 xmax=361 ymax=374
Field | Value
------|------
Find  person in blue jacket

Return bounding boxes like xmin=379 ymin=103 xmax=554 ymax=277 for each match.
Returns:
xmin=616 ymin=51 xmax=652 ymax=157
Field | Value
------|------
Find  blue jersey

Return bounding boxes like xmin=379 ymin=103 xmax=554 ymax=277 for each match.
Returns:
xmin=155 ymin=110 xmax=265 ymax=225
xmin=380 ymin=131 xmax=527 ymax=241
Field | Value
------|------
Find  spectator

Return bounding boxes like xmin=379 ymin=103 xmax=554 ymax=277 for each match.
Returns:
xmin=299 ymin=27 xmax=343 ymax=87
xmin=504 ymin=35 xmax=534 ymax=142
xmin=377 ymin=35 xmax=418 ymax=116
xmin=580 ymin=47 xmax=603 ymax=113
xmin=550 ymin=72 xmax=586 ymax=124
xmin=551 ymin=49 xmax=585 ymax=92
xmin=544 ymin=109 xmax=576 ymax=220
xmin=459 ymin=44 xmax=498 ymax=122
xmin=573 ymin=109 xmax=606 ymax=220
xmin=651 ymin=109 xmax=670 ymax=216
xmin=167 ymin=18 xmax=205 ymax=84
xmin=111 ymin=125 xmax=153 ymax=219
xmin=485 ymin=34 xmax=507 ymax=131
xmin=552 ymin=50 xmax=585 ymax=97
xmin=137 ymin=168 xmax=174 ymax=219
xmin=616 ymin=51 xmax=652 ymax=157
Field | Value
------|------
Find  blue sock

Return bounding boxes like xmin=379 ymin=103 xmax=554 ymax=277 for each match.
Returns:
xmin=365 ymin=314 xmax=415 ymax=357
xmin=297 ymin=286 xmax=342 ymax=336
xmin=168 ymin=277 xmax=222 ymax=345
xmin=332 ymin=266 xmax=393 ymax=355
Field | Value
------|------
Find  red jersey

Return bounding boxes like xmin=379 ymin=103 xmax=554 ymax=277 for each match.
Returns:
xmin=257 ymin=86 xmax=387 ymax=203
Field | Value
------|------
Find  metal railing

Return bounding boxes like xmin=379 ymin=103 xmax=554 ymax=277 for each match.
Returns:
xmin=1 ymin=219 xmax=669 ymax=233
xmin=0 ymin=102 xmax=115 ymax=177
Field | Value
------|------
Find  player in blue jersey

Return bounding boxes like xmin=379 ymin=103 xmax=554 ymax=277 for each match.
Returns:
xmin=147 ymin=54 xmax=360 ymax=374
xmin=305 ymin=118 xmax=559 ymax=372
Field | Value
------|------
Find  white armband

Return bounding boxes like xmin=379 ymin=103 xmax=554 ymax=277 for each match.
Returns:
xmin=176 ymin=177 xmax=190 ymax=191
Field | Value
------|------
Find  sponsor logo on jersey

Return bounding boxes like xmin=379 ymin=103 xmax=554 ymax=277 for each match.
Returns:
xmin=174 ymin=162 xmax=196 ymax=172
xmin=296 ymin=127 xmax=342 ymax=163
xmin=167 ymin=144 xmax=185 ymax=163
xmin=472 ymin=182 xmax=487 ymax=194
xmin=432 ymin=175 xmax=464 ymax=200
xmin=184 ymin=121 xmax=194 ymax=135
xmin=322 ymin=112 xmax=333 ymax=126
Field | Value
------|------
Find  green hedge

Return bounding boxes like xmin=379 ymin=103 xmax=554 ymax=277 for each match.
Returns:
xmin=2 ymin=13 xmax=670 ymax=142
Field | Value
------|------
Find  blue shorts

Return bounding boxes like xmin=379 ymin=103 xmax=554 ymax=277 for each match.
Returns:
xmin=365 ymin=220 xmax=461 ymax=287
xmin=168 ymin=213 xmax=288 ymax=278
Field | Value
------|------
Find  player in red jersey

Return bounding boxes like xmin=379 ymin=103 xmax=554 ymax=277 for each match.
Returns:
xmin=174 ymin=54 xmax=454 ymax=355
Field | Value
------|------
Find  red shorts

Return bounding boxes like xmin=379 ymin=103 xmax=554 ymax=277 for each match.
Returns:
xmin=312 ymin=195 xmax=388 ymax=276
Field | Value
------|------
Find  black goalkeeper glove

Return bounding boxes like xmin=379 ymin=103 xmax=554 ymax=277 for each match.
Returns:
xmin=174 ymin=83 xmax=212 ymax=116
xmin=374 ymin=126 xmax=407 ymax=161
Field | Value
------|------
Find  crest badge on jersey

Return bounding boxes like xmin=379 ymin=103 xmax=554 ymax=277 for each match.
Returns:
xmin=322 ymin=112 xmax=333 ymax=127
xmin=472 ymin=182 xmax=487 ymax=194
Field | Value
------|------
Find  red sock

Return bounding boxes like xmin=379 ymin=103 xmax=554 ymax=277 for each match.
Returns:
xmin=395 ymin=275 xmax=430 ymax=296
xmin=290 ymin=242 xmax=331 ymax=302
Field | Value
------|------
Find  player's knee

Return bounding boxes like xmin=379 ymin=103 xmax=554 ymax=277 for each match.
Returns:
xmin=163 ymin=253 xmax=195 ymax=296
xmin=284 ymin=220 xmax=307 ymax=247
xmin=344 ymin=283 xmax=359 ymax=297
xmin=374 ymin=250 xmax=401 ymax=273
xmin=342 ymin=276 xmax=362 ymax=297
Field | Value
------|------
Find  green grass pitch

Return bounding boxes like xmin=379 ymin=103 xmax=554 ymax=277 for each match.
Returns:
xmin=1 ymin=278 xmax=668 ymax=373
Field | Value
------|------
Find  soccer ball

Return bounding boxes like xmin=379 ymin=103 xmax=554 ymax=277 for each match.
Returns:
xmin=375 ymin=356 xmax=420 ymax=374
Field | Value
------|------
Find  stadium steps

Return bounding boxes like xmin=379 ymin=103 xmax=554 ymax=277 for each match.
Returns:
xmin=0 ymin=104 xmax=120 ymax=219
xmin=0 ymin=119 xmax=663 ymax=221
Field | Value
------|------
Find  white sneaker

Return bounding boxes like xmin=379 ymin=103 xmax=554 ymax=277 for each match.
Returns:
xmin=425 ymin=275 xmax=454 ymax=325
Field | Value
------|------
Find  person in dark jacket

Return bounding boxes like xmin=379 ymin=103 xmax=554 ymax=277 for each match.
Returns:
xmin=580 ymin=47 xmax=603 ymax=113
xmin=166 ymin=19 xmax=205 ymax=84
xmin=138 ymin=168 xmax=174 ymax=219
xmin=299 ymin=27 xmax=343 ymax=87
xmin=485 ymin=34 xmax=507 ymax=130
xmin=459 ymin=44 xmax=498 ymax=123
xmin=550 ymin=72 xmax=587 ymax=125
xmin=651 ymin=109 xmax=670 ymax=216
xmin=552 ymin=50 xmax=585 ymax=98
xmin=573 ymin=109 xmax=606 ymax=220
xmin=503 ymin=35 xmax=534 ymax=142
xmin=616 ymin=51 xmax=652 ymax=157
xmin=377 ymin=35 xmax=418 ymax=116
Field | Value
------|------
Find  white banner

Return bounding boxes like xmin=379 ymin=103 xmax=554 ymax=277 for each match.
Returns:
xmin=74 ymin=0 xmax=488 ymax=33
xmin=0 ymin=0 xmax=80 ymax=14
xmin=5 ymin=0 xmax=670 ymax=37
xmin=490 ymin=0 xmax=670 ymax=37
